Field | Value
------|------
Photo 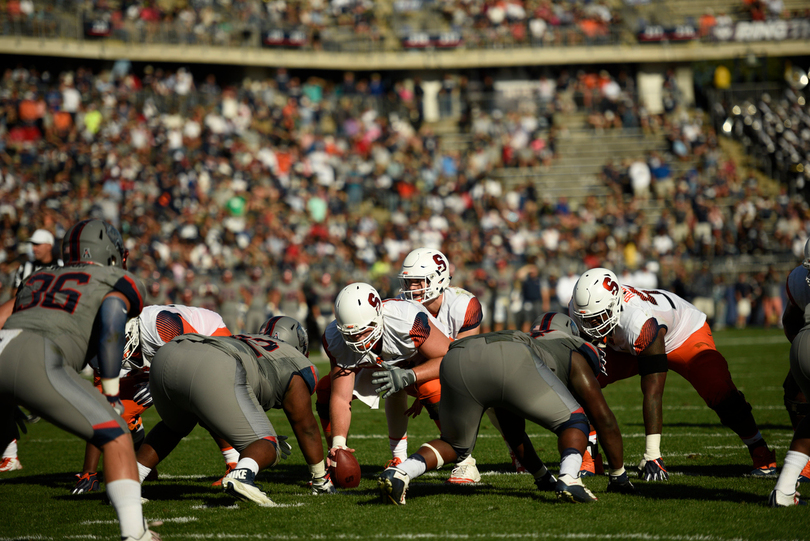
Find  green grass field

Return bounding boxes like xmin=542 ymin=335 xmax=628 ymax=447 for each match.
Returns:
xmin=1 ymin=328 xmax=807 ymax=541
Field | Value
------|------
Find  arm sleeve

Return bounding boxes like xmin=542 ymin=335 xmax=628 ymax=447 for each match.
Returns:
xmin=97 ymin=296 xmax=128 ymax=381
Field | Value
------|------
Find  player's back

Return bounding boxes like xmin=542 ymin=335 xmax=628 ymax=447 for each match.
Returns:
xmin=615 ymin=285 xmax=706 ymax=354
xmin=139 ymin=304 xmax=229 ymax=362
xmin=176 ymin=332 xmax=316 ymax=409
xmin=6 ymin=263 xmax=144 ymax=367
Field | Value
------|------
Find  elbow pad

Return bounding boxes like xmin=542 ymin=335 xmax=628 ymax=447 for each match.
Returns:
xmin=97 ymin=296 xmax=128 ymax=380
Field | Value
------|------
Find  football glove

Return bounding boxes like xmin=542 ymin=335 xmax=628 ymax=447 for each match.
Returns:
xmin=371 ymin=368 xmax=416 ymax=399
xmin=311 ymin=473 xmax=336 ymax=495
xmin=105 ymin=394 xmax=125 ymax=416
xmin=639 ymin=458 xmax=669 ymax=481
xmin=277 ymin=435 xmax=292 ymax=460
xmin=133 ymin=381 xmax=153 ymax=408
xmin=607 ymin=471 xmax=637 ymax=494
xmin=72 ymin=472 xmax=100 ymax=494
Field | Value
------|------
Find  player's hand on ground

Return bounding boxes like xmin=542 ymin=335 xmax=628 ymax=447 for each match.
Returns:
xmin=639 ymin=458 xmax=668 ymax=481
xmin=105 ymin=394 xmax=125 ymax=416
xmin=311 ymin=473 xmax=336 ymax=495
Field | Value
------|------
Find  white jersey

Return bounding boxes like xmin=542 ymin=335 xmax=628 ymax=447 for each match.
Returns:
xmin=397 ymin=287 xmax=483 ymax=339
xmin=139 ymin=304 xmax=229 ymax=364
xmin=323 ymin=298 xmax=437 ymax=408
xmin=786 ymin=266 xmax=810 ymax=311
xmin=571 ymin=285 xmax=705 ymax=355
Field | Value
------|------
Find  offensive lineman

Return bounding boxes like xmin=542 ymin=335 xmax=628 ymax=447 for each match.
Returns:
xmin=71 ymin=304 xmax=235 ymax=494
xmin=569 ymin=267 xmax=777 ymax=481
xmin=379 ymin=317 xmax=634 ymax=506
xmin=320 ymin=282 xmax=451 ymax=473
xmin=135 ymin=316 xmax=333 ymax=506
xmin=395 ymin=248 xmax=484 ymax=483
xmin=0 ymin=219 xmax=158 ymax=541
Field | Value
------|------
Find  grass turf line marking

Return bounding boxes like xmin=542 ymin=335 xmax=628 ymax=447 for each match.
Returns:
xmin=81 ymin=517 xmax=199 ymax=525
xmin=94 ymin=533 xmax=800 ymax=541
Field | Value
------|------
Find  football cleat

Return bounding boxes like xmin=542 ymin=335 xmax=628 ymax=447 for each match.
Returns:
xmin=0 ymin=457 xmax=22 ymax=472
xmin=212 ymin=462 xmax=238 ymax=487
xmin=798 ymin=460 xmax=810 ymax=483
xmin=72 ymin=472 xmax=100 ymax=494
xmin=378 ymin=467 xmax=409 ymax=505
xmin=555 ymin=474 xmax=598 ymax=503
xmin=384 ymin=457 xmax=403 ymax=469
xmin=222 ymin=468 xmax=274 ymax=507
xmin=447 ymin=457 xmax=481 ymax=484
xmin=749 ymin=446 xmax=778 ymax=478
xmin=533 ymin=470 xmax=558 ymax=492
xmin=768 ymin=489 xmax=807 ymax=507
xmin=607 ymin=471 xmax=637 ymax=495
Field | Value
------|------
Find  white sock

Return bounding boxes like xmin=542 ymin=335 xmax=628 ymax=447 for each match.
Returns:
xmin=457 ymin=455 xmax=476 ymax=466
xmin=390 ymin=437 xmax=408 ymax=460
xmin=221 ymin=446 xmax=240 ymax=464
xmin=106 ymin=479 xmax=145 ymax=540
xmin=3 ymin=439 xmax=17 ymax=458
xmin=559 ymin=452 xmax=583 ymax=478
xmin=235 ymin=457 xmax=259 ymax=476
xmin=137 ymin=462 xmax=152 ymax=484
xmin=742 ymin=431 xmax=764 ymax=447
xmin=398 ymin=455 xmax=427 ymax=479
xmin=385 ymin=391 xmax=409 ymax=458
xmin=775 ymin=450 xmax=810 ymax=495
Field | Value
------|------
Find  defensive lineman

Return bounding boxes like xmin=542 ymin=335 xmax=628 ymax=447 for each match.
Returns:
xmin=135 ymin=316 xmax=332 ymax=505
xmin=0 ymin=219 xmax=157 ymax=541
xmin=570 ymin=267 xmax=777 ymax=480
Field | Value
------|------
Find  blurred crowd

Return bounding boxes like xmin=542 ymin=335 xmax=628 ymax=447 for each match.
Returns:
xmin=6 ymin=0 xmax=806 ymax=50
xmin=0 ymin=62 xmax=808 ymax=341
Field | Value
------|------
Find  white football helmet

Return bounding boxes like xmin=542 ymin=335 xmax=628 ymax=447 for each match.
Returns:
xmin=334 ymin=283 xmax=384 ymax=354
xmin=571 ymin=268 xmax=623 ymax=339
xmin=398 ymin=248 xmax=451 ymax=304
xmin=122 ymin=317 xmax=143 ymax=370
xmin=531 ymin=312 xmax=580 ymax=337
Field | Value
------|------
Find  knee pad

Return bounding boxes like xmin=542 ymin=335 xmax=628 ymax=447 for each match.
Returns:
xmin=555 ymin=412 xmax=589 ymax=438
xmin=420 ymin=443 xmax=445 ymax=470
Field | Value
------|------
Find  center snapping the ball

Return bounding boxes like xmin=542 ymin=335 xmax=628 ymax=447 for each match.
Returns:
xmin=330 ymin=448 xmax=361 ymax=488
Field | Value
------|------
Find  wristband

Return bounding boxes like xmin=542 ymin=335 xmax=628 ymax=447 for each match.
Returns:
xmin=308 ymin=460 xmax=327 ymax=478
xmin=643 ymin=434 xmax=662 ymax=461
xmin=639 ymin=353 xmax=668 ymax=376
xmin=332 ymin=436 xmax=347 ymax=449
xmin=101 ymin=378 xmax=120 ymax=396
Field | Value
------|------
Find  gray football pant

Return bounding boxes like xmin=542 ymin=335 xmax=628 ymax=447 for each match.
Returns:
xmin=0 ymin=330 xmax=127 ymax=447
xmin=149 ymin=340 xmax=275 ymax=452
xmin=439 ymin=339 xmax=582 ymax=456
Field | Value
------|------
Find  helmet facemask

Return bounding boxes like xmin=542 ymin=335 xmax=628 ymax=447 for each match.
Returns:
xmin=122 ymin=318 xmax=144 ymax=370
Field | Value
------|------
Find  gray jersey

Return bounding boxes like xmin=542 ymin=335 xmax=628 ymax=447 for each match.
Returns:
xmin=6 ymin=263 xmax=145 ymax=370
xmin=172 ymin=332 xmax=318 ymax=409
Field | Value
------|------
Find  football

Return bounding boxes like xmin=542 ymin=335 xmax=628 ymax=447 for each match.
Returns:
xmin=330 ymin=448 xmax=361 ymax=488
